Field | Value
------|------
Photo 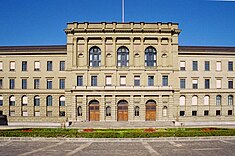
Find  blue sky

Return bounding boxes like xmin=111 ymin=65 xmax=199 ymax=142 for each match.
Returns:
xmin=0 ymin=0 xmax=234 ymax=46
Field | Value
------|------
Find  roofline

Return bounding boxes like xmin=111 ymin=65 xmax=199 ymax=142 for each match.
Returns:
xmin=67 ymin=22 xmax=179 ymax=25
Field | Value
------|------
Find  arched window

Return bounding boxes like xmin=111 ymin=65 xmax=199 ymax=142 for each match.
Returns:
xmin=22 ymin=95 xmax=28 ymax=106
xmin=179 ymin=96 xmax=185 ymax=105
xmin=134 ymin=106 xmax=140 ymax=116
xmin=145 ymin=46 xmax=156 ymax=66
xmin=34 ymin=96 xmax=40 ymax=106
xmin=0 ymin=96 xmax=3 ymax=106
xmin=46 ymin=95 xmax=52 ymax=106
xmin=192 ymin=96 xmax=198 ymax=105
xmin=59 ymin=96 xmax=65 ymax=106
xmin=106 ymin=106 xmax=111 ymax=116
xmin=228 ymin=95 xmax=233 ymax=106
xmin=162 ymin=106 xmax=168 ymax=117
xmin=204 ymin=95 xmax=210 ymax=105
xmin=9 ymin=95 xmax=15 ymax=106
xmin=216 ymin=95 xmax=222 ymax=105
xmin=77 ymin=106 xmax=82 ymax=116
xmin=89 ymin=46 xmax=101 ymax=67
xmin=117 ymin=46 xmax=129 ymax=67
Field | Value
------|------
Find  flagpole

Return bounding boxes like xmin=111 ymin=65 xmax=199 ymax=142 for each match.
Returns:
xmin=122 ymin=0 xmax=125 ymax=23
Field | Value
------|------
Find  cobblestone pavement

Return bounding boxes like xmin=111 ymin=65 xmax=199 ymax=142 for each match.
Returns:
xmin=0 ymin=138 xmax=235 ymax=156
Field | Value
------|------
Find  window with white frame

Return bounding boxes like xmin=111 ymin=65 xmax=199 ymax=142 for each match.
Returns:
xmin=134 ymin=76 xmax=140 ymax=86
xmin=0 ymin=96 xmax=3 ymax=106
xmin=106 ymin=76 xmax=112 ymax=86
xmin=216 ymin=95 xmax=222 ymax=105
xmin=34 ymin=61 xmax=40 ymax=71
xmin=59 ymin=96 xmax=65 ymax=106
xmin=0 ymin=62 xmax=3 ymax=71
xmin=216 ymin=61 xmax=222 ymax=71
xmin=180 ymin=61 xmax=186 ymax=71
xmin=179 ymin=96 xmax=186 ymax=106
xmin=10 ymin=61 xmax=15 ymax=71
xmin=145 ymin=46 xmax=156 ymax=67
xmin=120 ymin=76 xmax=126 ymax=86
xmin=192 ymin=79 xmax=198 ymax=89
xmin=9 ymin=96 xmax=15 ymax=106
xmin=216 ymin=79 xmax=222 ymax=89
xmin=204 ymin=95 xmax=210 ymax=105
xmin=228 ymin=95 xmax=233 ymax=106
xmin=192 ymin=96 xmax=198 ymax=105
xmin=22 ymin=95 xmax=28 ymax=106
xmin=117 ymin=46 xmax=129 ymax=67
xmin=22 ymin=111 xmax=28 ymax=117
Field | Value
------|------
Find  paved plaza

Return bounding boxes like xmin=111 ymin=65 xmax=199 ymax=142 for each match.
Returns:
xmin=0 ymin=137 xmax=235 ymax=156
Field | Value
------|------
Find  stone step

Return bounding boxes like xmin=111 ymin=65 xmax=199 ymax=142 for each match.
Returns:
xmin=71 ymin=121 xmax=174 ymax=128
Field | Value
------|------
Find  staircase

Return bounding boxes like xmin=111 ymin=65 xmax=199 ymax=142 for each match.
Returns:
xmin=70 ymin=121 xmax=175 ymax=129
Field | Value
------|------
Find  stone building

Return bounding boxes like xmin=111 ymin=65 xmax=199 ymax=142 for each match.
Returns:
xmin=0 ymin=22 xmax=234 ymax=127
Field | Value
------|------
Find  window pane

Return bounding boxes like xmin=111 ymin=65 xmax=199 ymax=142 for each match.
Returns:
xmin=34 ymin=61 xmax=40 ymax=71
xmin=9 ymin=79 xmax=15 ymax=89
xmin=77 ymin=76 xmax=83 ymax=86
xmin=180 ymin=79 xmax=185 ymax=89
xmin=205 ymin=61 xmax=210 ymax=71
xmin=162 ymin=76 xmax=168 ymax=86
xmin=216 ymin=61 xmax=221 ymax=71
xmin=60 ymin=61 xmax=65 ymax=71
xmin=0 ymin=62 xmax=3 ymax=71
xmin=117 ymin=47 xmax=129 ymax=67
xmin=10 ymin=62 xmax=15 ymax=71
xmin=145 ymin=47 xmax=156 ymax=67
xmin=228 ymin=61 xmax=233 ymax=71
xmin=180 ymin=96 xmax=185 ymax=105
xmin=216 ymin=79 xmax=221 ymax=89
xmin=134 ymin=76 xmax=140 ymax=86
xmin=228 ymin=80 xmax=233 ymax=89
xmin=47 ymin=61 xmax=53 ymax=71
xmin=180 ymin=61 xmax=185 ymax=71
xmin=106 ymin=76 xmax=112 ymax=86
xmin=120 ymin=76 xmax=126 ymax=86
xmin=91 ymin=76 xmax=97 ymax=86
xmin=89 ymin=47 xmax=101 ymax=67
xmin=34 ymin=79 xmax=40 ymax=89
xmin=148 ymin=76 xmax=154 ymax=86
xmin=47 ymin=80 xmax=52 ymax=89
xmin=192 ymin=61 xmax=198 ymax=71
xmin=22 ymin=61 xmax=27 ymax=71
xmin=22 ymin=79 xmax=27 ymax=89
xmin=59 ymin=79 xmax=65 ymax=89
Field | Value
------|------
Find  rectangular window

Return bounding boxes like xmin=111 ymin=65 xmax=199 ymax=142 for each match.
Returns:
xmin=192 ymin=61 xmax=198 ymax=71
xmin=228 ymin=80 xmax=233 ymax=89
xmin=10 ymin=111 xmax=15 ymax=116
xmin=22 ymin=79 xmax=27 ymax=89
xmin=0 ymin=79 xmax=2 ymax=89
xmin=180 ymin=79 xmax=185 ymax=89
xmin=60 ymin=61 xmax=65 ymax=71
xmin=192 ymin=111 xmax=197 ymax=116
xmin=216 ymin=79 xmax=222 ymax=89
xmin=34 ymin=79 xmax=40 ymax=89
xmin=228 ymin=110 xmax=233 ymax=116
xmin=204 ymin=61 xmax=210 ymax=71
xmin=47 ymin=61 xmax=53 ymax=71
xmin=91 ymin=76 xmax=97 ymax=86
xmin=35 ymin=111 xmax=40 ymax=117
xmin=205 ymin=79 xmax=210 ymax=89
xmin=179 ymin=111 xmax=185 ymax=116
xmin=216 ymin=110 xmax=221 ymax=116
xmin=0 ymin=62 xmax=3 ymax=71
xmin=162 ymin=76 xmax=168 ymax=86
xmin=9 ymin=79 xmax=15 ymax=89
xmin=59 ymin=111 xmax=65 ymax=117
xmin=134 ymin=76 xmax=140 ymax=86
xmin=10 ymin=61 xmax=15 ymax=71
xmin=77 ymin=76 xmax=83 ymax=86
xmin=216 ymin=61 xmax=222 ymax=71
xmin=148 ymin=76 xmax=154 ymax=86
xmin=0 ymin=96 xmax=3 ymax=106
xmin=120 ymin=76 xmax=126 ymax=86
xmin=59 ymin=79 xmax=65 ymax=89
xmin=47 ymin=111 xmax=52 ymax=117
xmin=22 ymin=111 xmax=28 ymax=117
xmin=106 ymin=76 xmax=112 ymax=86
xmin=22 ymin=61 xmax=27 ymax=71
xmin=47 ymin=79 xmax=53 ymax=89
xmin=180 ymin=61 xmax=186 ymax=71
xmin=192 ymin=79 xmax=198 ymax=89
xmin=228 ymin=61 xmax=233 ymax=71
xmin=34 ymin=61 xmax=40 ymax=71
xmin=204 ymin=110 xmax=209 ymax=116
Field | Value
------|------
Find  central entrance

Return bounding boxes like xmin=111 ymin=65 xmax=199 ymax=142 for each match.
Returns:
xmin=117 ymin=100 xmax=128 ymax=121
xmin=89 ymin=100 xmax=100 ymax=121
xmin=146 ymin=100 xmax=156 ymax=121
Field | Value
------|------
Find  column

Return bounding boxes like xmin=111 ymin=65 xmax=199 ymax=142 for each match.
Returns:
xmin=129 ymin=37 xmax=134 ymax=67
xmin=73 ymin=37 xmax=77 ymax=67
xmin=113 ymin=37 xmax=116 ymax=67
xmin=140 ymin=37 xmax=145 ymax=66
xmin=100 ymin=95 xmax=105 ymax=121
xmin=84 ymin=37 xmax=88 ymax=67
xmin=101 ymin=37 xmax=106 ymax=67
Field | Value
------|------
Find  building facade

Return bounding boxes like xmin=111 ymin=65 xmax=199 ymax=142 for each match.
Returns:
xmin=0 ymin=22 xmax=234 ymax=126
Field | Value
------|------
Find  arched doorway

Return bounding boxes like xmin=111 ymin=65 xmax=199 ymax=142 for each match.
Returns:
xmin=89 ymin=100 xmax=100 ymax=121
xmin=146 ymin=100 xmax=156 ymax=121
xmin=117 ymin=100 xmax=128 ymax=121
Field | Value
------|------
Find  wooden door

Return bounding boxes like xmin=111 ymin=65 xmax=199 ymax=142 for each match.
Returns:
xmin=118 ymin=104 xmax=128 ymax=121
xmin=89 ymin=104 xmax=99 ymax=121
xmin=146 ymin=103 xmax=156 ymax=121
